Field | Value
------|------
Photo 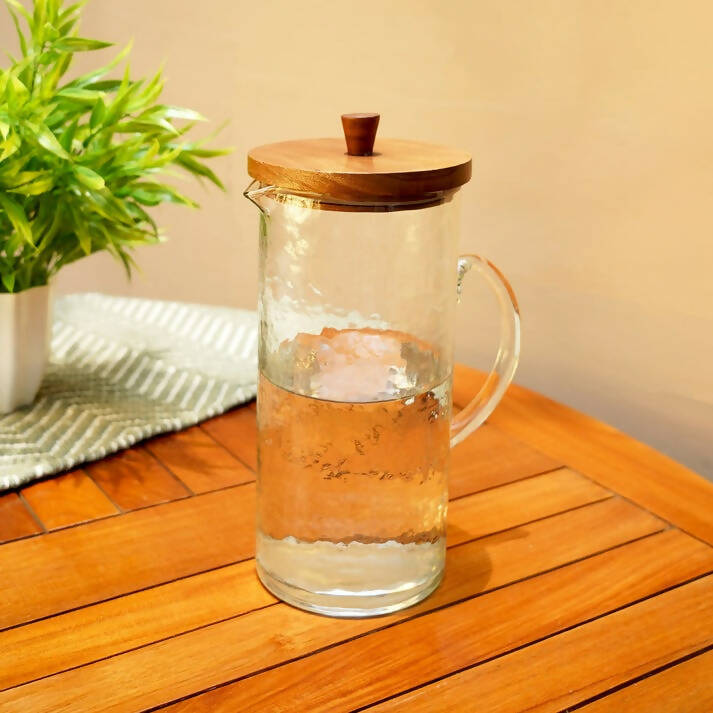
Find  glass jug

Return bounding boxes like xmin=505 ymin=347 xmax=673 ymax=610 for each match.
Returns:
xmin=245 ymin=114 xmax=520 ymax=617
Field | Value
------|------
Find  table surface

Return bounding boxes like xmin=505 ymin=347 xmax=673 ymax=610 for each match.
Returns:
xmin=1 ymin=364 xmax=712 ymax=712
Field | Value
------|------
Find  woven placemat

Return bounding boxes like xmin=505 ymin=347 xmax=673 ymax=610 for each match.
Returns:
xmin=0 ymin=293 xmax=258 ymax=490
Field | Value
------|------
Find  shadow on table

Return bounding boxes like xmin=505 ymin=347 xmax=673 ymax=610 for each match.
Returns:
xmin=444 ymin=525 xmax=531 ymax=599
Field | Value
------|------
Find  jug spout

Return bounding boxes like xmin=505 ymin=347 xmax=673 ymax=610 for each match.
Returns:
xmin=243 ymin=180 xmax=275 ymax=215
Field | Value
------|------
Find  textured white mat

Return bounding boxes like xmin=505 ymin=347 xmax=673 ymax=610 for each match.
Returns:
xmin=0 ymin=294 xmax=258 ymax=490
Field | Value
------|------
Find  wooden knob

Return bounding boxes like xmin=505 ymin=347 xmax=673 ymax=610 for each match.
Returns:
xmin=341 ymin=113 xmax=380 ymax=156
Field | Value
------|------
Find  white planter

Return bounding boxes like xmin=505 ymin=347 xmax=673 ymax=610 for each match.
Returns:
xmin=0 ymin=285 xmax=51 ymax=414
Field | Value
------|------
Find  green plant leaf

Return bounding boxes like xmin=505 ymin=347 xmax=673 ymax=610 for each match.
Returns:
xmin=2 ymin=71 xmax=30 ymax=106
xmin=143 ymin=138 xmax=160 ymax=163
xmin=1 ymin=271 xmax=15 ymax=292
xmin=33 ymin=0 xmax=47 ymax=37
xmin=59 ymin=117 xmax=78 ymax=151
xmin=67 ymin=202 xmax=92 ymax=254
xmin=37 ymin=48 xmax=61 ymax=66
xmin=30 ymin=122 xmax=70 ymax=159
xmin=81 ymin=188 xmax=135 ymax=226
xmin=89 ymin=97 xmax=106 ymax=129
xmin=9 ymin=174 xmax=54 ymax=195
xmin=57 ymin=87 xmax=105 ymax=103
xmin=87 ymin=79 xmax=121 ymax=91
xmin=124 ymin=199 xmax=157 ymax=233
xmin=3 ymin=230 xmax=24 ymax=257
xmin=54 ymin=37 xmax=113 ymax=52
xmin=45 ymin=105 xmax=71 ymax=129
xmin=0 ymin=151 xmax=29 ymax=180
xmin=42 ymin=21 xmax=59 ymax=42
xmin=0 ymin=192 xmax=34 ymax=245
xmin=5 ymin=3 xmax=28 ymax=57
xmin=33 ymin=198 xmax=64 ymax=251
xmin=57 ymin=13 xmax=79 ymax=35
xmin=75 ymin=165 xmax=104 ymax=190
xmin=154 ymin=105 xmax=206 ymax=122
xmin=101 ymin=65 xmax=136 ymax=126
xmin=4 ymin=0 xmax=32 ymax=28
xmin=3 ymin=169 xmax=48 ymax=187
xmin=57 ymin=2 xmax=87 ymax=24
xmin=64 ymin=40 xmax=132 ymax=89
xmin=0 ymin=132 xmax=21 ymax=162
xmin=125 ymin=66 xmax=162 ymax=112
xmin=183 ymin=146 xmax=232 ymax=158
xmin=117 ymin=118 xmax=177 ymax=135
xmin=177 ymin=152 xmax=225 ymax=189
xmin=125 ymin=182 xmax=198 ymax=207
xmin=42 ymin=49 xmax=73 ymax=95
xmin=77 ymin=229 xmax=91 ymax=254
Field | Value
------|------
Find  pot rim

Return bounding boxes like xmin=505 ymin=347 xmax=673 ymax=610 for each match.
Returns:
xmin=0 ymin=283 xmax=52 ymax=299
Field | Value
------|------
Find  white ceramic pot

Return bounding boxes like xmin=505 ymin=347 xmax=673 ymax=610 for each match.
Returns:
xmin=0 ymin=284 xmax=52 ymax=414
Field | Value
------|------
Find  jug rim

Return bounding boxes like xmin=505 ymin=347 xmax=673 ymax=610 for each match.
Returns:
xmin=244 ymin=180 xmax=458 ymax=213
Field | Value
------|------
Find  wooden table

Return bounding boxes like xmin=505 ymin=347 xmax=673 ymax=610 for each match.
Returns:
xmin=1 ymin=365 xmax=712 ymax=712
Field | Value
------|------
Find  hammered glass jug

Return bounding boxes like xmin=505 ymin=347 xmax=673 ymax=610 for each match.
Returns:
xmin=245 ymin=114 xmax=520 ymax=617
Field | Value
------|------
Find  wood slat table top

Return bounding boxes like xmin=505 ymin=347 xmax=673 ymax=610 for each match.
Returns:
xmin=1 ymin=365 xmax=712 ymax=712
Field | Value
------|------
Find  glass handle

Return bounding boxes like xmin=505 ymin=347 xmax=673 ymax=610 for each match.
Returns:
xmin=450 ymin=255 xmax=521 ymax=447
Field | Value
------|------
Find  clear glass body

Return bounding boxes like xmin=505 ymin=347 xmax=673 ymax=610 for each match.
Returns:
xmin=246 ymin=183 xmax=519 ymax=617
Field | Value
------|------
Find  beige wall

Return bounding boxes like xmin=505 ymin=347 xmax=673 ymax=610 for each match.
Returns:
xmin=3 ymin=1 xmax=712 ymax=476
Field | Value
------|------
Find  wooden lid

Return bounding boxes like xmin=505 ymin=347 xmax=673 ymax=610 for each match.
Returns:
xmin=247 ymin=114 xmax=472 ymax=203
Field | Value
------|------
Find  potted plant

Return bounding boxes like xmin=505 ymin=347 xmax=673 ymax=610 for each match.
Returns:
xmin=0 ymin=0 xmax=228 ymax=412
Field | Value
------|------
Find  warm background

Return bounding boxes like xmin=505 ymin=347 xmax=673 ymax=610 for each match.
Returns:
xmin=2 ymin=1 xmax=711 ymax=477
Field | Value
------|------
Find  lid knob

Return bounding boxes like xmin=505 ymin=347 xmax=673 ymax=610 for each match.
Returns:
xmin=341 ymin=113 xmax=380 ymax=156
